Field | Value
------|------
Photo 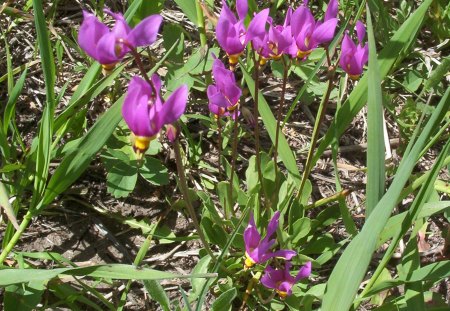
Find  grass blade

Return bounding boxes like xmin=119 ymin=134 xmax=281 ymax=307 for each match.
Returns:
xmin=322 ymin=88 xmax=450 ymax=311
xmin=365 ymin=9 xmax=385 ymax=217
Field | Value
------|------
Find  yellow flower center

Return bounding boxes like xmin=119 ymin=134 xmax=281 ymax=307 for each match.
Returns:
xmin=133 ymin=135 xmax=155 ymax=156
xmin=276 ymin=290 xmax=288 ymax=299
xmin=297 ymin=49 xmax=312 ymax=59
xmin=244 ymin=252 xmax=255 ymax=268
xmin=349 ymin=73 xmax=360 ymax=81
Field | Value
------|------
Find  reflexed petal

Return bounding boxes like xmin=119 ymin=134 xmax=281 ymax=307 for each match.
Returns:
xmin=270 ymin=249 xmax=297 ymax=260
xmin=341 ymin=33 xmax=356 ymax=56
xmin=278 ymin=281 xmax=294 ymax=296
xmin=324 ymin=0 xmax=338 ymax=22
xmin=160 ymin=84 xmax=188 ymax=125
xmin=128 ymin=15 xmax=163 ymax=47
xmin=244 ymin=213 xmax=262 ymax=252
xmin=291 ymin=5 xmax=314 ymax=39
xmin=78 ymin=11 xmax=109 ymax=60
xmin=311 ymin=18 xmax=337 ymax=45
xmin=208 ymin=88 xmax=230 ymax=108
xmin=220 ymin=0 xmax=238 ymax=24
xmin=246 ymin=8 xmax=269 ymax=43
xmin=151 ymin=73 xmax=162 ymax=94
xmin=122 ymin=78 xmax=153 ymax=137
xmin=266 ymin=211 xmax=280 ymax=240
xmin=216 ymin=19 xmax=243 ymax=55
xmin=110 ymin=12 xmax=131 ymax=39
xmin=236 ymin=0 xmax=248 ymax=21
xmin=223 ymin=84 xmax=241 ymax=106
xmin=355 ymin=20 xmax=366 ymax=44
xmin=283 ymin=7 xmax=292 ymax=28
xmin=294 ymin=261 xmax=312 ymax=281
xmin=261 ymin=266 xmax=286 ymax=289
xmin=95 ymin=32 xmax=121 ymax=64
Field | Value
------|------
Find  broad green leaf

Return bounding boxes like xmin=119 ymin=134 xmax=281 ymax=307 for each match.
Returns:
xmin=4 ymin=280 xmax=45 ymax=311
xmin=366 ymin=10 xmax=385 ymax=217
xmin=173 ymin=0 xmax=197 ymax=24
xmin=144 ymin=280 xmax=171 ymax=311
xmin=140 ymin=157 xmax=169 ymax=186
xmin=211 ymin=288 xmax=237 ymax=311
xmin=106 ymin=160 xmax=138 ymax=198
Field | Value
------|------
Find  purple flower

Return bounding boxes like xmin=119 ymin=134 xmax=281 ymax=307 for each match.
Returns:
xmin=261 ymin=261 xmax=312 ymax=299
xmin=78 ymin=9 xmax=162 ymax=66
xmin=291 ymin=0 xmax=338 ymax=58
xmin=252 ymin=8 xmax=297 ymax=61
xmin=244 ymin=212 xmax=296 ymax=268
xmin=216 ymin=0 xmax=269 ymax=66
xmin=339 ymin=21 xmax=368 ymax=80
xmin=122 ymin=75 xmax=188 ymax=154
xmin=207 ymin=58 xmax=242 ymax=118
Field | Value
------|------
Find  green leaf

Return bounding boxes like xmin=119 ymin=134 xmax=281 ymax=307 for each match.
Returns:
xmin=144 ymin=280 xmax=170 ymax=311
xmin=322 ymin=85 xmax=449 ymax=311
xmin=211 ymin=288 xmax=237 ymax=311
xmin=173 ymin=0 xmax=197 ymax=24
xmin=191 ymin=256 xmax=212 ymax=299
xmin=365 ymin=10 xmax=386 ymax=217
xmin=139 ymin=157 xmax=169 ymax=186
xmin=106 ymin=160 xmax=138 ymax=198
xmin=4 ymin=281 xmax=45 ymax=311
xmin=3 ymin=68 xmax=27 ymax=134
xmin=241 ymin=65 xmax=301 ymax=185
xmin=291 ymin=218 xmax=311 ymax=245
xmin=0 ymin=264 xmax=216 ymax=286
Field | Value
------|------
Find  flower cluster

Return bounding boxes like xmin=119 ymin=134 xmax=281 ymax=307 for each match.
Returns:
xmin=244 ymin=212 xmax=311 ymax=298
xmin=78 ymin=9 xmax=188 ymax=155
xmin=215 ymin=0 xmax=368 ymax=78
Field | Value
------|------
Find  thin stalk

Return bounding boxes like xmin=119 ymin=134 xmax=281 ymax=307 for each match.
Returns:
xmin=296 ymin=49 xmax=335 ymax=200
xmin=251 ymin=50 xmax=265 ymax=206
xmin=0 ymin=209 xmax=33 ymax=264
xmin=274 ymin=57 xmax=290 ymax=199
xmin=216 ymin=117 xmax=223 ymax=180
xmin=305 ymin=189 xmax=351 ymax=210
xmin=229 ymin=109 xmax=240 ymax=217
xmin=173 ymin=139 xmax=216 ymax=261
xmin=195 ymin=0 xmax=207 ymax=48
xmin=239 ymin=271 xmax=262 ymax=311
xmin=123 ymin=42 xmax=157 ymax=96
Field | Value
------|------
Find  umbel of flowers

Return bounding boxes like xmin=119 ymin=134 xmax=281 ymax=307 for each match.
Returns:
xmin=215 ymin=0 xmax=368 ymax=79
xmin=78 ymin=9 xmax=188 ymax=155
xmin=244 ymin=212 xmax=312 ymax=298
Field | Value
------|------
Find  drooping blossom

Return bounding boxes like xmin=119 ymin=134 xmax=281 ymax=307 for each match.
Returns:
xmin=252 ymin=8 xmax=297 ymax=63
xmin=122 ymin=75 xmax=188 ymax=154
xmin=207 ymin=57 xmax=242 ymax=118
xmin=291 ymin=0 xmax=338 ymax=58
xmin=78 ymin=9 xmax=162 ymax=68
xmin=261 ymin=261 xmax=312 ymax=299
xmin=244 ymin=212 xmax=296 ymax=268
xmin=339 ymin=21 xmax=368 ymax=80
xmin=216 ymin=0 xmax=269 ymax=66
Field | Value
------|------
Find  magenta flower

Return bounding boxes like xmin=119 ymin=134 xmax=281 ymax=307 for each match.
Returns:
xmin=78 ymin=9 xmax=162 ymax=67
xmin=261 ymin=261 xmax=312 ymax=299
xmin=339 ymin=21 xmax=368 ymax=80
xmin=216 ymin=0 xmax=269 ymax=66
xmin=291 ymin=0 xmax=338 ymax=58
xmin=207 ymin=58 xmax=241 ymax=118
xmin=244 ymin=212 xmax=296 ymax=268
xmin=253 ymin=8 xmax=297 ymax=61
xmin=122 ymin=75 xmax=188 ymax=153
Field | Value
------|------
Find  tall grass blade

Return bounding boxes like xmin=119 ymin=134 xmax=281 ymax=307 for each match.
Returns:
xmin=365 ymin=8 xmax=385 ymax=217
xmin=322 ymin=88 xmax=450 ymax=311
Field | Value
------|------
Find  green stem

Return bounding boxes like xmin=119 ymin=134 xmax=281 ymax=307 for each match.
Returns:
xmin=173 ymin=139 xmax=216 ymax=261
xmin=196 ymin=0 xmax=207 ymax=48
xmin=274 ymin=57 xmax=289 ymax=200
xmin=216 ymin=117 xmax=223 ymax=181
xmin=0 ymin=209 xmax=33 ymax=264
xmin=305 ymin=189 xmax=351 ymax=210
xmin=229 ymin=108 xmax=240 ymax=218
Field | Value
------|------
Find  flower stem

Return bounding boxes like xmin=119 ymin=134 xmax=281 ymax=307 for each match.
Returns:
xmin=251 ymin=51 xmax=265 ymax=207
xmin=216 ymin=117 xmax=223 ymax=180
xmin=196 ymin=0 xmax=207 ymax=48
xmin=274 ymin=57 xmax=289 ymax=200
xmin=229 ymin=108 xmax=240 ymax=217
xmin=296 ymin=49 xmax=335 ymax=200
xmin=125 ymin=44 xmax=158 ymax=96
xmin=240 ymin=271 xmax=262 ymax=311
xmin=173 ymin=139 xmax=216 ymax=261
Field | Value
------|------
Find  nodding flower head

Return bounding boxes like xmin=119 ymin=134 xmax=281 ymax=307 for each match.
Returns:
xmin=122 ymin=75 xmax=188 ymax=155
xmin=261 ymin=261 xmax=312 ymax=299
xmin=339 ymin=21 xmax=368 ymax=80
xmin=244 ymin=212 xmax=296 ymax=268
xmin=216 ymin=0 xmax=269 ymax=66
xmin=207 ymin=57 xmax=242 ymax=119
xmin=78 ymin=9 xmax=162 ymax=68
xmin=291 ymin=0 xmax=338 ymax=59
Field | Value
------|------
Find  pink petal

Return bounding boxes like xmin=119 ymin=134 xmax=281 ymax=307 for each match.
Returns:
xmin=95 ymin=32 xmax=121 ymax=64
xmin=236 ymin=0 xmax=248 ymax=21
xmin=311 ymin=18 xmax=338 ymax=45
xmin=128 ymin=15 xmax=163 ymax=47
xmin=246 ymin=8 xmax=269 ymax=44
xmin=78 ymin=11 xmax=109 ymax=61
xmin=355 ymin=20 xmax=366 ymax=44
xmin=324 ymin=0 xmax=338 ymax=22
xmin=160 ymin=85 xmax=188 ymax=125
xmin=294 ymin=261 xmax=312 ymax=281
